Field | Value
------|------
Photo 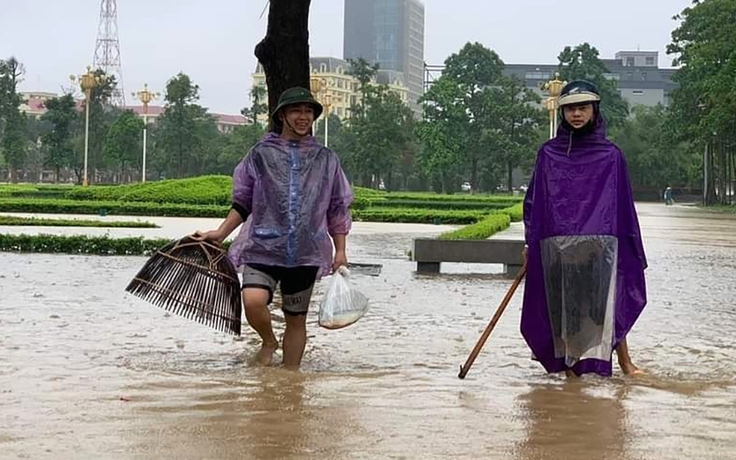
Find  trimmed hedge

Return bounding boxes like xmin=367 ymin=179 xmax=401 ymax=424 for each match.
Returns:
xmin=0 ymin=234 xmax=174 ymax=256
xmin=369 ymin=199 xmax=517 ymax=211
xmin=0 ymin=198 xmax=488 ymax=224
xmin=353 ymin=207 xmax=486 ymax=225
xmin=437 ymin=213 xmax=511 ymax=240
xmin=0 ymin=184 xmax=72 ymax=200
xmin=0 ymin=198 xmax=229 ymax=218
xmin=63 ymin=175 xmax=232 ymax=205
xmin=383 ymin=192 xmax=521 ymax=203
xmin=0 ymin=215 xmax=158 ymax=228
xmin=437 ymin=203 xmax=524 ymax=240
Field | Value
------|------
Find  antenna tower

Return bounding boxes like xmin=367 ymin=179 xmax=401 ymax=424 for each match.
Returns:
xmin=93 ymin=0 xmax=126 ymax=107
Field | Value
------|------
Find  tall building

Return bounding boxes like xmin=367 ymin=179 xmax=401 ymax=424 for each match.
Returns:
xmin=343 ymin=0 xmax=425 ymax=116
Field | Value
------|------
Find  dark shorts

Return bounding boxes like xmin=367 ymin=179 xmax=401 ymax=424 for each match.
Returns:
xmin=242 ymin=264 xmax=319 ymax=316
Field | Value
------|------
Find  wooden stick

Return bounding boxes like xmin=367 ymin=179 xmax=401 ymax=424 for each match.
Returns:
xmin=458 ymin=264 xmax=527 ymax=380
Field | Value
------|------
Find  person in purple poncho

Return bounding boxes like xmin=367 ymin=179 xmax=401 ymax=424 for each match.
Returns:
xmin=521 ymin=80 xmax=648 ymax=377
xmin=194 ymin=87 xmax=354 ymax=370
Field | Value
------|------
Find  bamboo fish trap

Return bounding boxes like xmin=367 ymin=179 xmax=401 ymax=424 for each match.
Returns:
xmin=125 ymin=236 xmax=242 ymax=335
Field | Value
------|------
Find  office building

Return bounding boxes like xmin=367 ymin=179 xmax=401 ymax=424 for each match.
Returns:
xmin=343 ymin=0 xmax=425 ymax=116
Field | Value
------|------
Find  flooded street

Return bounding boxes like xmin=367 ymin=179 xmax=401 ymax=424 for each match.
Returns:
xmin=1 ymin=203 xmax=735 ymax=459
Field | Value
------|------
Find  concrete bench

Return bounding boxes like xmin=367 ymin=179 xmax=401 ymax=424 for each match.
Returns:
xmin=412 ymin=238 xmax=525 ymax=276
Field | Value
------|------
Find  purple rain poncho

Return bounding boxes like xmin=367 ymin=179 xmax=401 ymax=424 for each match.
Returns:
xmin=227 ymin=133 xmax=354 ymax=280
xmin=521 ymin=114 xmax=648 ymax=377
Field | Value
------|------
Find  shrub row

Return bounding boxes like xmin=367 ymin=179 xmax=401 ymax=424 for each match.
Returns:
xmin=353 ymin=207 xmax=485 ymax=225
xmin=381 ymin=192 xmax=521 ymax=203
xmin=436 ymin=203 xmax=524 ymax=240
xmin=63 ymin=175 xmax=232 ymax=205
xmin=5 ymin=178 xmax=523 ymax=213
xmin=0 ymin=215 xmax=158 ymax=228
xmin=0 ymin=234 xmax=174 ymax=256
xmin=0 ymin=184 xmax=72 ymax=200
xmin=437 ymin=213 xmax=511 ymax=240
xmin=367 ymin=199 xmax=517 ymax=211
xmin=0 ymin=198 xmax=229 ymax=218
xmin=0 ymin=198 xmax=489 ymax=224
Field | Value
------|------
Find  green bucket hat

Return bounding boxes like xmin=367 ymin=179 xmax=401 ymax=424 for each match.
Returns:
xmin=270 ymin=87 xmax=323 ymax=127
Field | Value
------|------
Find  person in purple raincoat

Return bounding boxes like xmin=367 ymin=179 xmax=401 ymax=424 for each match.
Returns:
xmin=521 ymin=80 xmax=647 ymax=377
xmin=194 ymin=87 xmax=354 ymax=370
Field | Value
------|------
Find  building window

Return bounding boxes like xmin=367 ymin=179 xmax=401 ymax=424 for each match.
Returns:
xmin=626 ymin=57 xmax=635 ymax=67
xmin=646 ymin=56 xmax=655 ymax=66
xmin=632 ymin=90 xmax=644 ymax=95
xmin=626 ymin=72 xmax=634 ymax=80
xmin=319 ymin=63 xmax=327 ymax=73
xmin=641 ymin=72 xmax=647 ymax=81
xmin=525 ymin=71 xmax=551 ymax=80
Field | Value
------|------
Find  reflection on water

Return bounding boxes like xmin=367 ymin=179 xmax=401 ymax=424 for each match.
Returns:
xmin=514 ymin=382 xmax=629 ymax=460
xmin=1 ymin=203 xmax=736 ymax=459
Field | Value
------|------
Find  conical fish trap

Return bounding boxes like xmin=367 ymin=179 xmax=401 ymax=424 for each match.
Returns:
xmin=125 ymin=236 xmax=242 ymax=335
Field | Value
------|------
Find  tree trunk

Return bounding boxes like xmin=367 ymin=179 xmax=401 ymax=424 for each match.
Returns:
xmin=507 ymin=161 xmax=514 ymax=193
xmin=470 ymin=156 xmax=478 ymax=195
xmin=55 ymin=166 xmax=60 ymax=184
xmin=254 ymin=0 xmax=312 ymax=132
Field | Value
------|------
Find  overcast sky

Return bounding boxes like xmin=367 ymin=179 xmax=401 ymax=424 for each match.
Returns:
xmin=0 ymin=0 xmax=692 ymax=115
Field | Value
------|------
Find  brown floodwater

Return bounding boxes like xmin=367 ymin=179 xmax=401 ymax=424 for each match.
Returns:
xmin=1 ymin=203 xmax=735 ymax=459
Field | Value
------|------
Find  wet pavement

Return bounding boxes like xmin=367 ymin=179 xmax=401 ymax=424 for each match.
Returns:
xmin=1 ymin=203 xmax=735 ymax=459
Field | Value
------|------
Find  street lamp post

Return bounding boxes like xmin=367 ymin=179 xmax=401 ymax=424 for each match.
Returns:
xmin=323 ymin=92 xmax=332 ymax=148
xmin=309 ymin=77 xmax=332 ymax=147
xmin=542 ymin=73 xmax=566 ymax=140
xmin=70 ymin=66 xmax=108 ymax=187
xmin=132 ymin=84 xmax=160 ymax=183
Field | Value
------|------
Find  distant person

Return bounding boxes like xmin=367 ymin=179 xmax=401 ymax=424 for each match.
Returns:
xmin=194 ymin=87 xmax=354 ymax=370
xmin=664 ymin=186 xmax=674 ymax=206
xmin=521 ymin=80 xmax=648 ymax=377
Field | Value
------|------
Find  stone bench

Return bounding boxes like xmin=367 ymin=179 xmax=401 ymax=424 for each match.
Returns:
xmin=412 ymin=238 xmax=525 ymax=276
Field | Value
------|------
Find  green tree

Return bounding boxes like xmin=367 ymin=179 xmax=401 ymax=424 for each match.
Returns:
xmin=557 ymin=43 xmax=629 ymax=128
xmin=491 ymin=76 xmax=544 ymax=191
xmin=156 ymin=72 xmax=216 ymax=178
xmin=612 ymin=105 xmax=700 ymax=193
xmin=103 ymin=110 xmax=145 ymax=181
xmin=242 ymin=85 xmax=268 ymax=123
xmin=668 ymin=0 xmax=736 ymax=205
xmin=418 ymin=42 xmax=540 ymax=193
xmin=417 ymin=77 xmax=467 ymax=193
xmin=40 ymin=94 xmax=78 ymax=182
xmin=217 ymin=123 xmax=266 ymax=174
xmin=0 ymin=57 xmax=28 ymax=182
xmin=341 ymin=58 xmax=415 ymax=189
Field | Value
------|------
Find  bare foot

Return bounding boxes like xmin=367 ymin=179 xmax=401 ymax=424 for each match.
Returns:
xmin=255 ymin=342 xmax=278 ymax=366
xmin=565 ymin=369 xmax=579 ymax=378
xmin=619 ymin=360 xmax=645 ymax=376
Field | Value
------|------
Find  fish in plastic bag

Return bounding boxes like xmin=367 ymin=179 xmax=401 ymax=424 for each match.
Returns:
xmin=318 ymin=266 xmax=369 ymax=330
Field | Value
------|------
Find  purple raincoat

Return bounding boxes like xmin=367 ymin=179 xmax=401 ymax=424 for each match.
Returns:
xmin=227 ymin=133 xmax=354 ymax=280
xmin=521 ymin=114 xmax=648 ymax=377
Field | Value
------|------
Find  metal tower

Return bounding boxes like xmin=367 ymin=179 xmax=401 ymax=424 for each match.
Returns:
xmin=92 ymin=0 xmax=126 ymax=107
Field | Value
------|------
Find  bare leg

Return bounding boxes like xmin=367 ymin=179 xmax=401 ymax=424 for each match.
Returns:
xmin=243 ymin=288 xmax=279 ymax=366
xmin=615 ymin=338 xmax=644 ymax=375
xmin=282 ymin=314 xmax=307 ymax=370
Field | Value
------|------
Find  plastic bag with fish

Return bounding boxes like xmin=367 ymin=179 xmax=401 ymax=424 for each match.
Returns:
xmin=318 ymin=266 xmax=369 ymax=329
